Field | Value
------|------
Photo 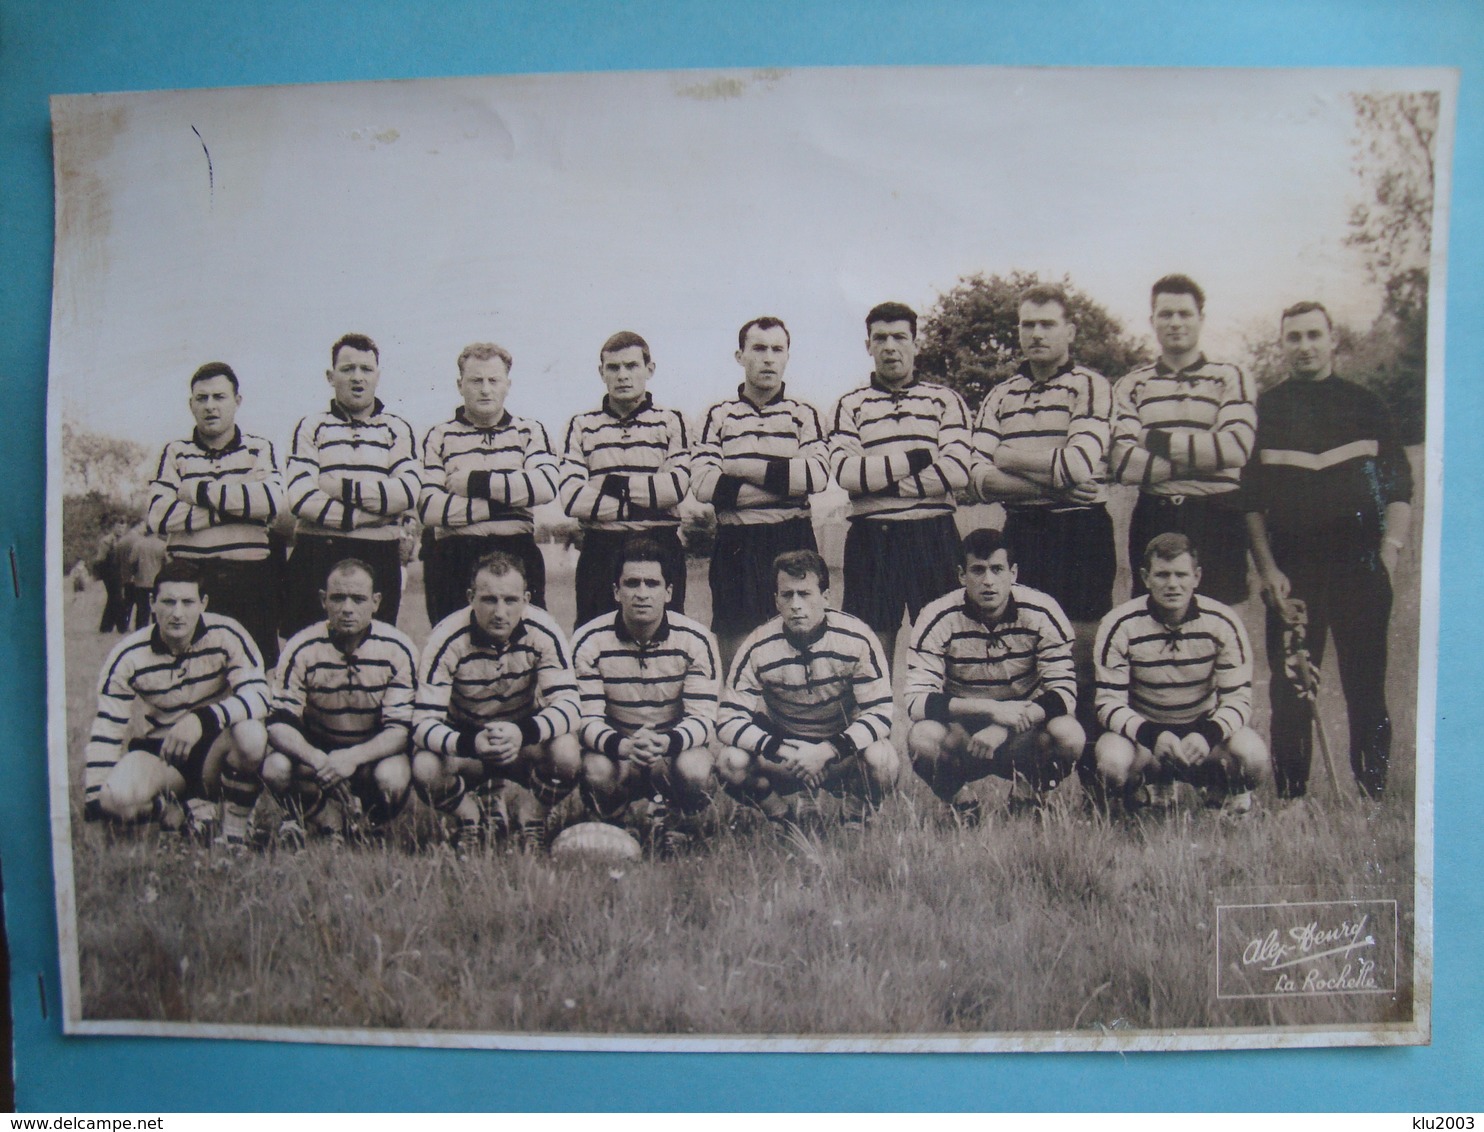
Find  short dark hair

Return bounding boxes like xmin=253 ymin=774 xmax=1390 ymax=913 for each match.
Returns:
xmin=738 ymin=316 xmax=791 ymax=351
xmin=457 ymin=342 xmax=513 ymax=375
xmin=866 ymin=302 xmax=917 ymax=339
xmin=774 ymin=549 xmax=829 ymax=593
xmin=959 ymin=527 xmax=1016 ymax=569
xmin=613 ymin=537 xmax=672 ymax=586
xmin=152 ymin=559 xmax=203 ymax=598
xmin=331 ymin=333 xmax=379 ymax=368
xmin=600 ymin=331 xmax=651 ymax=365
xmin=324 ymin=557 xmax=377 ymax=591
xmin=1151 ymin=274 xmax=1205 ymax=314
xmin=1018 ymin=284 xmax=1073 ymax=320
xmin=1142 ymin=531 xmax=1200 ymax=569
xmin=1280 ymin=300 xmax=1333 ymax=332
xmin=471 ymin=550 xmax=528 ymax=589
xmin=190 ymin=361 xmax=239 ymax=394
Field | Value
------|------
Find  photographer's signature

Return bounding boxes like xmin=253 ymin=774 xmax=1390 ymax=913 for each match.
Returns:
xmin=1241 ymin=914 xmax=1379 ymax=993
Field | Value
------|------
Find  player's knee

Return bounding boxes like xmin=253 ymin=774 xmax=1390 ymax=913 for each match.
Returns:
xmin=411 ymin=749 xmax=447 ymax=790
xmin=228 ymin=719 xmax=268 ymax=768
xmin=1225 ymin=727 xmax=1270 ymax=782
xmin=861 ymin=740 xmax=901 ymax=789
xmin=583 ymin=752 xmax=618 ymax=793
xmin=674 ymin=747 xmax=713 ymax=792
xmin=907 ymin=720 xmax=948 ymax=767
xmin=374 ymin=754 xmax=412 ymax=798
xmin=1044 ymin=714 xmax=1086 ymax=759
xmin=1094 ymin=731 xmax=1138 ymax=787
xmin=542 ymin=733 xmax=582 ymax=782
xmin=260 ymin=751 xmax=295 ymax=793
xmin=715 ymin=746 xmax=752 ymax=787
xmin=97 ymin=760 xmax=158 ymax=821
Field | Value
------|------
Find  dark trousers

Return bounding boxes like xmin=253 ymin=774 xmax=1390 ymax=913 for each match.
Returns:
xmin=128 ymin=585 xmax=153 ymax=632
xmin=190 ymin=556 xmax=282 ymax=669
xmin=98 ymin=570 xmax=130 ymax=633
xmin=282 ymin=534 xmax=404 ymax=640
xmin=841 ymin=513 xmax=961 ymax=635
xmin=1266 ymin=537 xmax=1393 ymax=799
xmin=574 ymin=527 xmax=687 ymax=631
xmin=425 ymin=532 xmax=548 ymax=627
xmin=1001 ymin=504 xmax=1115 ymax=623
xmin=1129 ymin=492 xmax=1250 ymax=605
xmin=709 ymin=517 xmax=817 ymax=637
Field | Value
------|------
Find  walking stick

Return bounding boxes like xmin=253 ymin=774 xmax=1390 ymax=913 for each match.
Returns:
xmin=1280 ymin=599 xmax=1348 ymax=800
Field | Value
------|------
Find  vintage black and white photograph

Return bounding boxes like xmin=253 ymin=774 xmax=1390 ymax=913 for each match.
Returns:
xmin=45 ymin=65 xmax=1451 ymax=1050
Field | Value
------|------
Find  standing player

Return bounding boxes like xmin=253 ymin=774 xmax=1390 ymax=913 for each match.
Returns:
xmin=717 ymin=550 xmax=898 ymax=830
xmin=419 ymin=341 xmax=561 ymax=623
xmin=904 ymin=529 xmax=1083 ymax=824
xmin=146 ymin=362 xmax=284 ymax=665
xmin=573 ymin=539 xmax=720 ymax=853
xmin=412 ymin=552 xmax=582 ymax=851
xmin=282 ymin=333 xmax=421 ymax=637
xmin=559 ymin=332 xmax=691 ymax=628
xmin=828 ymin=302 xmax=972 ymax=660
xmin=81 ymin=560 xmax=269 ymax=848
xmin=1245 ymin=302 xmax=1412 ymax=800
xmin=1092 ymin=533 xmax=1268 ymax=816
xmin=692 ymin=316 xmax=830 ymax=674
xmin=262 ymin=559 xmax=416 ymax=843
xmin=1111 ymin=275 xmax=1256 ymax=605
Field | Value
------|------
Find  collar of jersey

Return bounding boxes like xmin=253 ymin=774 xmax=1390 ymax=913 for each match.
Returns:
xmin=782 ymin=613 xmax=830 ymax=651
xmin=454 ymin=406 xmax=513 ymax=430
xmin=191 ymin=425 xmax=245 ymax=454
xmin=1154 ymin=353 xmax=1210 ymax=377
xmin=736 ymin=382 xmax=788 ymax=409
xmin=615 ymin=610 xmax=671 ymax=645
xmin=1014 ymin=357 xmax=1079 ymax=384
xmin=329 ymin=397 xmax=386 ymax=422
xmin=1143 ymin=593 xmax=1202 ymax=626
xmin=150 ymin=617 xmax=209 ymax=654
xmin=601 ymin=392 xmax=655 ymax=420
xmin=964 ymin=590 xmax=1018 ymax=627
xmin=869 ymin=371 xmax=919 ymax=395
xmin=326 ymin=625 xmax=375 ymax=657
xmin=468 ymin=610 xmax=528 ymax=650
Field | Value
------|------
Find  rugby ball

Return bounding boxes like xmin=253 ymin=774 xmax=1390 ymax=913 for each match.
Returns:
xmin=549 ymin=821 xmax=643 ymax=862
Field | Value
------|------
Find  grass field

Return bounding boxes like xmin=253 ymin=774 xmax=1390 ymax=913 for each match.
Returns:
xmin=57 ymin=488 xmax=1423 ymax=1041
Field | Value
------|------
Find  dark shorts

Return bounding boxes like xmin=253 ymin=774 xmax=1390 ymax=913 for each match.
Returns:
xmin=841 ymin=513 xmax=961 ymax=635
xmin=283 ymin=534 xmax=404 ymax=639
xmin=1129 ymin=492 xmax=1250 ymax=605
xmin=709 ymin=517 xmax=818 ymax=636
xmin=425 ymin=532 xmax=547 ymax=626
xmin=129 ymin=733 xmax=220 ymax=798
xmin=187 ymin=555 xmax=282 ymax=669
xmin=1001 ymin=505 xmax=1115 ymax=623
xmin=574 ymin=526 xmax=687 ymax=630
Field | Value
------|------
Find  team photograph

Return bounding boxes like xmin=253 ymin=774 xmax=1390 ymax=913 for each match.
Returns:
xmin=45 ymin=66 xmax=1448 ymax=1050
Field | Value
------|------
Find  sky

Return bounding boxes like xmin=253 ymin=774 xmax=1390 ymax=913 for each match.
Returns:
xmin=48 ymin=65 xmax=1450 ymax=455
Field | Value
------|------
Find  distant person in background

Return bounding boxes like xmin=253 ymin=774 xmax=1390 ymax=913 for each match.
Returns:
xmin=122 ymin=521 xmax=167 ymax=631
xmin=93 ymin=516 xmax=131 ymax=633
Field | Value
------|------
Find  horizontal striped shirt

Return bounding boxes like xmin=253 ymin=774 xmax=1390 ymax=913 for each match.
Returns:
xmin=571 ymin=610 xmax=719 ymax=756
xmin=1094 ymin=594 xmax=1252 ymax=745
xmin=692 ymin=385 xmax=830 ymax=525
xmin=271 ymin=620 xmax=418 ymax=750
xmin=420 ymin=408 xmax=560 ymax=538
xmin=146 ymin=428 xmax=282 ymax=561
xmin=1111 ymin=355 xmax=1256 ymax=497
xmin=904 ymin=585 xmax=1076 ymax=722
xmin=83 ymin=613 xmax=269 ymax=802
xmin=413 ymin=605 xmax=580 ymax=757
xmin=559 ymin=394 xmax=691 ymax=531
xmin=828 ymin=374 xmax=972 ymax=521
xmin=973 ymin=359 xmax=1112 ymax=505
xmin=719 ymin=610 xmax=893 ymax=754
xmin=286 ymin=398 xmax=421 ymax=542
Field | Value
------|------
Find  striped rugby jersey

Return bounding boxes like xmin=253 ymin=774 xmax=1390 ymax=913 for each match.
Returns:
xmin=1111 ymin=355 xmax=1256 ymax=497
xmin=271 ymin=620 xmax=418 ymax=750
xmin=146 ymin=428 xmax=282 ymax=561
xmin=1244 ymin=375 xmax=1413 ymax=542
xmin=571 ymin=610 xmax=719 ymax=757
xmin=828 ymin=374 xmax=972 ymax=522
xmin=413 ymin=604 xmax=580 ymax=758
xmin=83 ymin=613 xmax=269 ymax=803
xmin=1094 ymin=594 xmax=1252 ymax=746
xmin=904 ymin=584 xmax=1076 ymax=723
xmin=559 ymin=394 xmax=691 ymax=531
xmin=286 ymin=398 xmax=421 ymax=542
xmin=419 ymin=408 xmax=560 ymax=538
xmin=692 ymin=385 xmax=830 ymax=525
xmin=972 ymin=359 xmax=1112 ymax=506
xmin=719 ymin=610 xmax=893 ymax=756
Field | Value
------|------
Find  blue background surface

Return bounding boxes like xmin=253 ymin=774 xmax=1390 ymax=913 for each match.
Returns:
xmin=2 ymin=0 xmax=1481 ymax=1111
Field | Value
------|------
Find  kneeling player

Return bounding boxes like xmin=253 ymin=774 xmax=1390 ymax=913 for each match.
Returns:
xmin=1093 ymin=532 xmax=1269 ymax=815
xmin=262 ymin=559 xmax=416 ymax=842
xmin=412 ymin=552 xmax=581 ymax=850
xmin=905 ymin=528 xmax=1084 ymax=823
xmin=83 ymin=560 xmax=268 ymax=847
xmin=717 ymin=550 xmax=898 ymax=830
xmin=573 ymin=538 xmax=721 ymax=852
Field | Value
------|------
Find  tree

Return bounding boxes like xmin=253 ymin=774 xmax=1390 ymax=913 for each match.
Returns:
xmin=60 ymin=423 xmax=153 ymax=503
xmin=916 ymin=270 xmax=1151 ymax=412
xmin=1346 ymin=91 xmax=1438 ymax=285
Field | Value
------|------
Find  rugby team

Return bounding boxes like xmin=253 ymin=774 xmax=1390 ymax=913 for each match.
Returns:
xmin=79 ymin=276 xmax=1413 ymax=853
